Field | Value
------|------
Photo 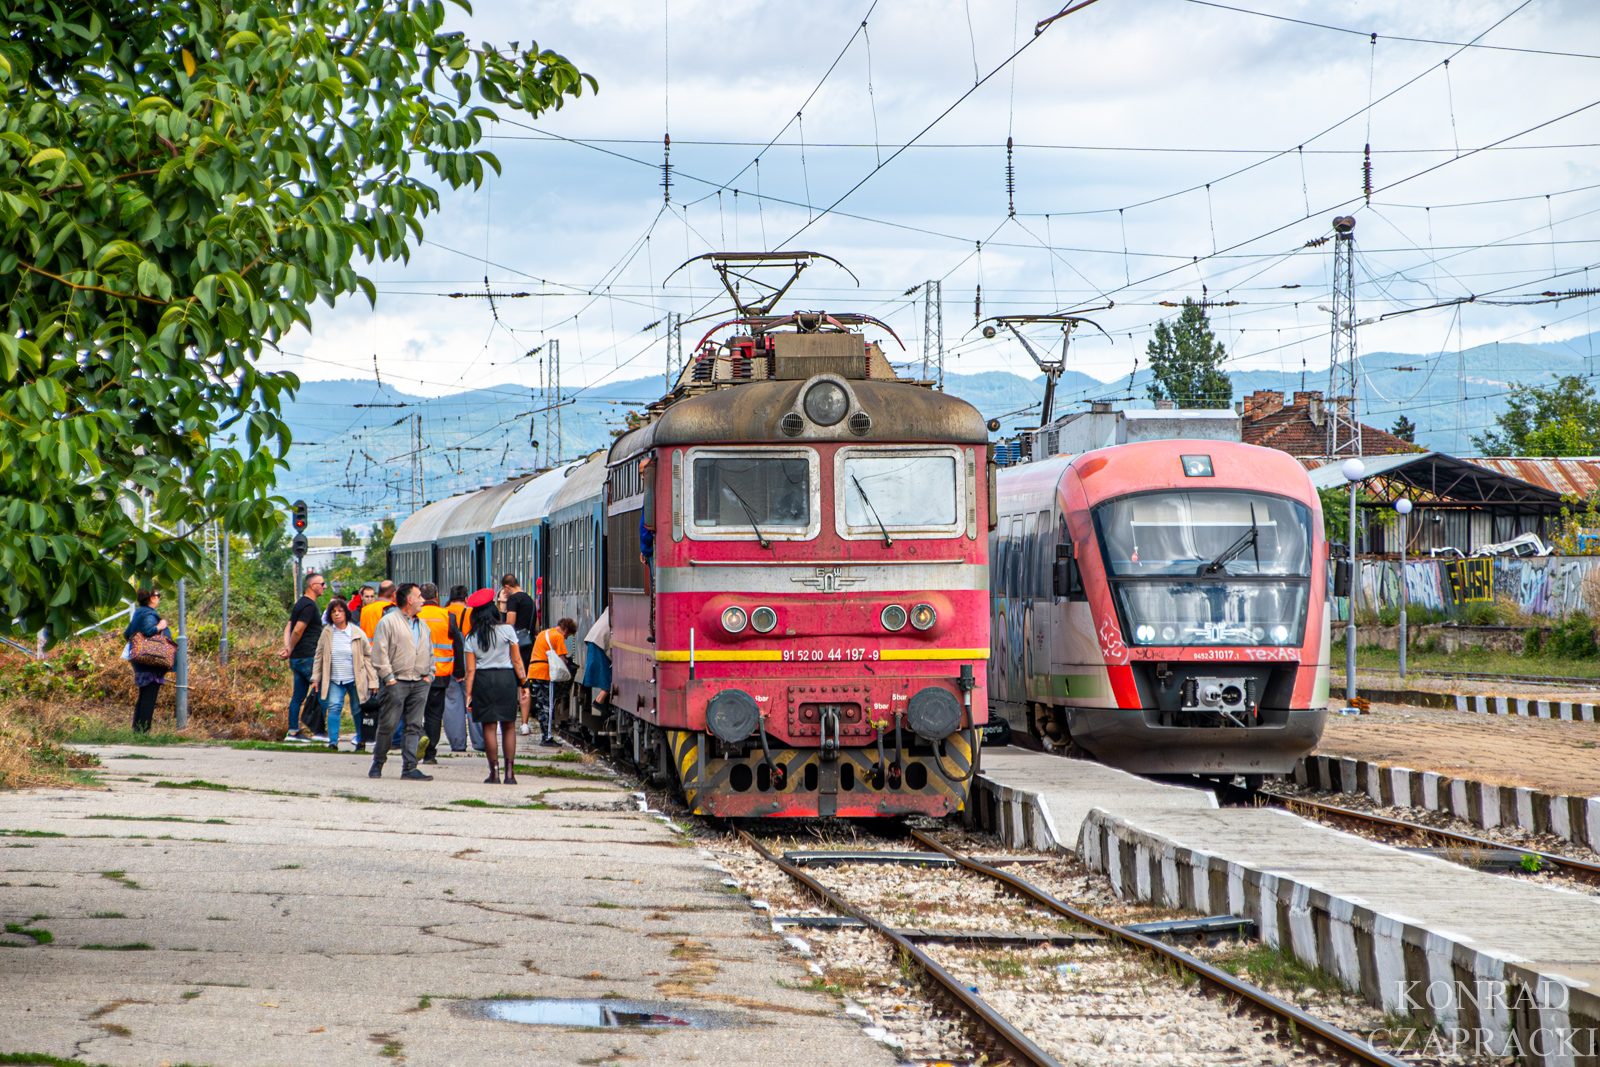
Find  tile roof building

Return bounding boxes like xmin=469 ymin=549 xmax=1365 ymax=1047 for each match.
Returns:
xmin=1238 ymin=389 xmax=1417 ymax=460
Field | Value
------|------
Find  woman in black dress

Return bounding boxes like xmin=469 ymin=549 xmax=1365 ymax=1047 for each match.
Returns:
xmin=463 ymin=589 xmax=528 ymax=784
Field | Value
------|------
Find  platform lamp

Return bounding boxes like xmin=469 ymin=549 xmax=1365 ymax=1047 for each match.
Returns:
xmin=1340 ymin=458 xmax=1364 ymax=703
xmin=1395 ymin=497 xmax=1413 ymax=679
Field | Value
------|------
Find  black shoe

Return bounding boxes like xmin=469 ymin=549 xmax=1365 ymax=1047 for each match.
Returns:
xmin=327 ymin=743 xmax=339 ymax=751
xmin=400 ymin=769 xmax=433 ymax=781
xmin=355 ymin=743 xmax=367 ymax=754
xmin=368 ymin=762 xmax=383 ymax=778
xmin=422 ymin=758 xmax=438 ymax=765
xmin=540 ymin=737 xmax=560 ymax=747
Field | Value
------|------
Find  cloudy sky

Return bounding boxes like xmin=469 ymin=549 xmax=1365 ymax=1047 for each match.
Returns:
xmin=264 ymin=0 xmax=1600 ymax=410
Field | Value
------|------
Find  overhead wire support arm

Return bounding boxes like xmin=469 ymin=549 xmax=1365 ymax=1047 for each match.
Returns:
xmin=972 ymin=310 xmax=1113 ymax=426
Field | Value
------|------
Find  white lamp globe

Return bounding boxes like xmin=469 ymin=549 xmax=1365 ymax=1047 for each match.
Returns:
xmin=1341 ymin=458 xmax=1365 ymax=483
xmin=1395 ymin=498 xmax=1413 ymax=515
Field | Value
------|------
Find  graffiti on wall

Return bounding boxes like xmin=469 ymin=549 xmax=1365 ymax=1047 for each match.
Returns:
xmin=1334 ymin=555 xmax=1600 ymax=620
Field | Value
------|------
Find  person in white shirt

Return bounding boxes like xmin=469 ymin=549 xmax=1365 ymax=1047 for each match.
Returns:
xmin=311 ymin=600 xmax=378 ymax=751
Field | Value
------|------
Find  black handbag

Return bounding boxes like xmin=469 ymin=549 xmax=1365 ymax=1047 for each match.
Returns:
xmin=359 ymin=692 xmax=383 ymax=738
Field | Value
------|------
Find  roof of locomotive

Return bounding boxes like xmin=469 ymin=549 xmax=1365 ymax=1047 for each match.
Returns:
xmin=490 ymin=462 xmax=582 ymax=532
xmin=1066 ymin=439 xmax=1318 ymax=503
xmin=607 ymin=374 xmax=988 ymax=465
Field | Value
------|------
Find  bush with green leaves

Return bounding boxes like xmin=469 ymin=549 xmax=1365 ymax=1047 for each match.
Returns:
xmin=0 ymin=1 xmax=593 ymax=643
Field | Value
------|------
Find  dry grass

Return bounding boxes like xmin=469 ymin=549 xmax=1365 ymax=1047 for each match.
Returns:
xmin=0 ymin=630 xmax=292 ymax=789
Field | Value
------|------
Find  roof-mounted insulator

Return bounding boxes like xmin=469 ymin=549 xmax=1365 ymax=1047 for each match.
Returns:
xmin=1362 ymin=143 xmax=1372 ymax=206
xmin=662 ymin=133 xmax=673 ymax=203
xmin=974 ymin=284 xmax=982 ymax=324
xmin=1006 ymin=136 xmax=1015 ymax=217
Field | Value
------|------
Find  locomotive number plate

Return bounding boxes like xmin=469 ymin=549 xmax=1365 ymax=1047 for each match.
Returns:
xmin=783 ymin=646 xmax=880 ymax=662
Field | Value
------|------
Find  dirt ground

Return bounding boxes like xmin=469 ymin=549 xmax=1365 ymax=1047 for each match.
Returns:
xmin=1315 ymin=702 xmax=1600 ymax=795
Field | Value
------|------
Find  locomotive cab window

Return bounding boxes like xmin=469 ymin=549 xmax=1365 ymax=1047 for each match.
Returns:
xmin=686 ymin=448 xmax=819 ymax=541
xmin=834 ymin=446 xmax=964 ymax=540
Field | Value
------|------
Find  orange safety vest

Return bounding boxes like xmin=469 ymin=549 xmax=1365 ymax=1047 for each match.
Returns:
xmin=446 ymin=602 xmax=467 ymax=631
xmin=417 ymin=604 xmax=454 ymax=678
xmin=359 ymin=600 xmax=393 ymax=639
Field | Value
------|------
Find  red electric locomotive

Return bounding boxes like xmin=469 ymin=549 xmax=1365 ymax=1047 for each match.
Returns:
xmin=599 ymin=254 xmax=993 ymax=818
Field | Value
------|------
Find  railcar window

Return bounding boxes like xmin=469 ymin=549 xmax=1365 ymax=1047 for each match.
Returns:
xmin=840 ymin=453 xmax=958 ymax=528
xmin=693 ymin=457 xmax=810 ymax=528
xmin=1093 ymin=491 xmax=1311 ymax=578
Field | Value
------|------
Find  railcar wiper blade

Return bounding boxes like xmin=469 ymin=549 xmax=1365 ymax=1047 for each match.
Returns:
xmin=1200 ymin=514 xmax=1259 ymax=576
xmin=851 ymin=475 xmax=894 ymax=548
xmin=724 ymin=484 xmax=772 ymax=550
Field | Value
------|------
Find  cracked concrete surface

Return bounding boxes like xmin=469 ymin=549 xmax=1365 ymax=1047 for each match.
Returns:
xmin=0 ymin=745 xmax=895 ymax=1065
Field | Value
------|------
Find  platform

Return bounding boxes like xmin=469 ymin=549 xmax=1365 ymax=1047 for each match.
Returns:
xmin=969 ymin=748 xmax=1217 ymax=850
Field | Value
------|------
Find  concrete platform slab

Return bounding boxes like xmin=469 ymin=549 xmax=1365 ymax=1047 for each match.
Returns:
xmin=0 ymin=745 xmax=896 ymax=1067
xmin=971 ymin=749 xmax=1217 ymax=850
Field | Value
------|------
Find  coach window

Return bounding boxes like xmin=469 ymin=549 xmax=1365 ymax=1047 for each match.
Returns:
xmin=686 ymin=447 xmax=820 ymax=541
xmin=834 ymin=446 xmax=964 ymax=540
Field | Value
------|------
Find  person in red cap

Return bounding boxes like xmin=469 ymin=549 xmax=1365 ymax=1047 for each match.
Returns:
xmin=462 ymin=587 xmax=527 ymax=783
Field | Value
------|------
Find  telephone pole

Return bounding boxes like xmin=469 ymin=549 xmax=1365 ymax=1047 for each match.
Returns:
xmin=922 ymin=280 xmax=943 ymax=388
xmin=1327 ymin=216 xmax=1362 ymax=458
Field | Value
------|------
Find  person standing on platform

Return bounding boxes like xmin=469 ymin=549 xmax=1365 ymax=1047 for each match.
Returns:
xmin=417 ymin=583 xmax=463 ymax=766
xmin=526 ymin=618 xmax=577 ymax=747
xmin=368 ymin=583 xmax=433 ymax=781
xmin=463 ymin=588 xmax=527 ymax=784
xmin=310 ymin=600 xmax=376 ymax=750
xmin=501 ymin=575 xmax=537 ymax=733
xmin=360 ymin=580 xmax=396 ymax=638
xmin=443 ymin=585 xmax=471 ymax=753
xmin=125 ymin=589 xmax=171 ymax=733
xmin=279 ymin=572 xmax=325 ymax=741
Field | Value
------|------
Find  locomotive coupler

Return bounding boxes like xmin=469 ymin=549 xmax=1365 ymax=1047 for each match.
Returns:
xmin=820 ymin=708 xmax=841 ymax=761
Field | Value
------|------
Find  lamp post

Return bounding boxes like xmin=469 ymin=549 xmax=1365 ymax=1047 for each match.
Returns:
xmin=1341 ymin=458 xmax=1364 ymax=702
xmin=1395 ymin=498 xmax=1413 ymax=680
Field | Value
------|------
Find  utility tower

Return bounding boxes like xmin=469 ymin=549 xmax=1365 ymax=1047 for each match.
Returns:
xmin=543 ymin=339 xmax=562 ymax=468
xmin=409 ymin=413 xmax=425 ymax=510
xmin=666 ymin=312 xmax=684 ymax=391
xmin=922 ymin=280 xmax=943 ymax=388
xmin=1327 ymin=216 xmax=1362 ymax=458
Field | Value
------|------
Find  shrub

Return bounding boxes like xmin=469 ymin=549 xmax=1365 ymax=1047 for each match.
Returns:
xmin=1545 ymin=614 xmax=1597 ymax=660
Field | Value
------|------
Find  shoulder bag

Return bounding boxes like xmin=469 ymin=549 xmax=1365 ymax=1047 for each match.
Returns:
xmin=545 ymin=632 xmax=572 ymax=683
xmin=129 ymin=631 xmax=175 ymax=670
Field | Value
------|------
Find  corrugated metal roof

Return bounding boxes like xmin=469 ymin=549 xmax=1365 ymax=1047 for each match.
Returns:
xmin=1306 ymin=452 xmax=1431 ymax=489
xmin=1465 ymin=457 xmax=1600 ymax=498
xmin=1304 ymin=452 xmax=1565 ymax=507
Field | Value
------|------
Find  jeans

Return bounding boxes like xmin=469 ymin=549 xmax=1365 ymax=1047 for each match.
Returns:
xmin=323 ymin=681 xmax=358 ymax=746
xmin=372 ymin=678 xmax=429 ymax=773
xmin=288 ymin=657 xmax=315 ymax=733
xmin=442 ymin=679 xmax=468 ymax=751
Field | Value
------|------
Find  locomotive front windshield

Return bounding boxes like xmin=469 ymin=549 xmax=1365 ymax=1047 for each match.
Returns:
xmin=693 ymin=456 xmax=810 ymax=528
xmin=841 ymin=452 xmax=958 ymax=528
xmin=1093 ymin=490 xmax=1313 ymax=647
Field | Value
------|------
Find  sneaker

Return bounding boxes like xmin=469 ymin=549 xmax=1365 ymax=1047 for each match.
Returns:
xmin=518 ymin=723 xmax=530 ymax=736
xmin=327 ymin=742 xmax=338 ymax=751
xmin=421 ymin=757 xmax=438 ymax=765
xmin=540 ymin=737 xmax=560 ymax=747
xmin=295 ymin=727 xmax=314 ymax=741
xmin=400 ymin=768 xmax=433 ymax=781
xmin=368 ymin=762 xmax=383 ymax=778
xmin=313 ymin=733 xmax=329 ymax=743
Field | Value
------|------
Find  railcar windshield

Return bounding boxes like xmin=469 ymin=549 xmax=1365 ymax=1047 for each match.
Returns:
xmin=693 ymin=456 xmax=810 ymax=528
xmin=1093 ymin=490 xmax=1313 ymax=648
xmin=841 ymin=452 xmax=958 ymax=529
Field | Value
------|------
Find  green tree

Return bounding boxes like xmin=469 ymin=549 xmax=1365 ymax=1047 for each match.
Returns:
xmin=1145 ymin=298 xmax=1232 ymax=409
xmin=1390 ymin=414 xmax=1416 ymax=443
xmin=0 ymin=1 xmax=594 ymax=642
xmin=1472 ymin=375 xmax=1600 ymax=456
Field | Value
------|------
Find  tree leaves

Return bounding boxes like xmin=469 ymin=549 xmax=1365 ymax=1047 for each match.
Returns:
xmin=0 ymin=0 xmax=594 ymax=642
xmin=1145 ymin=299 xmax=1233 ymax=410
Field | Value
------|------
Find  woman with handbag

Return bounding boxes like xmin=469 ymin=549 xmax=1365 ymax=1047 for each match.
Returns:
xmin=525 ymin=618 xmax=577 ymax=747
xmin=310 ymin=600 xmax=378 ymax=750
xmin=462 ymin=589 xmax=527 ymax=784
xmin=125 ymin=590 xmax=173 ymax=733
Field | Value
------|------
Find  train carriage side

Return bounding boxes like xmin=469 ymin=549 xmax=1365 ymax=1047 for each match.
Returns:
xmin=387 ymin=493 xmax=478 ymax=588
xmin=608 ymin=373 xmax=994 ymax=818
xmin=543 ymin=454 xmax=608 ymax=727
xmin=490 ymin=462 xmax=581 ymax=613
xmin=992 ymin=439 xmax=1329 ymax=774
xmin=433 ymin=478 xmax=529 ymax=595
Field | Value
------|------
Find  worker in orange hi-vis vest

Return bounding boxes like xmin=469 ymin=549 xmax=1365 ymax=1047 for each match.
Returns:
xmin=360 ymin=579 xmax=397 ymax=638
xmin=525 ymin=618 xmax=577 ymax=746
xmin=416 ymin=583 xmax=464 ymax=766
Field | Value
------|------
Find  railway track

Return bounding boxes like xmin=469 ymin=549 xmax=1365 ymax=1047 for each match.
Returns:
xmin=737 ymin=827 xmax=1411 ymax=1067
xmin=1336 ymin=665 xmax=1600 ymax=689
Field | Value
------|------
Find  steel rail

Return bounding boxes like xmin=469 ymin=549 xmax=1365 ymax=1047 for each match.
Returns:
xmin=1270 ymin=793 xmax=1600 ymax=886
xmin=737 ymin=830 xmax=1064 ymax=1067
xmin=907 ymin=829 xmax=1411 ymax=1067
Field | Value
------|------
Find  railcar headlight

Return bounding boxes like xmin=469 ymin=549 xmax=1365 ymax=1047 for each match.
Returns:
xmin=721 ymin=606 xmax=748 ymax=634
xmin=910 ymin=603 xmax=937 ymax=631
xmin=751 ymin=606 xmax=777 ymax=633
xmin=803 ymin=380 xmax=849 ymax=426
xmin=1272 ymin=624 xmax=1290 ymax=643
xmin=881 ymin=604 xmax=908 ymax=631
xmin=1161 ymin=626 xmax=1176 ymax=641
xmin=1135 ymin=624 xmax=1156 ymax=643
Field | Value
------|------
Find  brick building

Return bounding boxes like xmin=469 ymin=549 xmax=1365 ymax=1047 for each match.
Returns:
xmin=1238 ymin=389 xmax=1416 ymax=461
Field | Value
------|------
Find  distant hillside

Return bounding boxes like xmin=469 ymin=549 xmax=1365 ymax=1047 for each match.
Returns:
xmin=271 ymin=329 xmax=1600 ymax=531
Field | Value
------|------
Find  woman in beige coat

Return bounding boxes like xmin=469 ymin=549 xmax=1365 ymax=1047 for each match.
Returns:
xmin=311 ymin=600 xmax=379 ymax=751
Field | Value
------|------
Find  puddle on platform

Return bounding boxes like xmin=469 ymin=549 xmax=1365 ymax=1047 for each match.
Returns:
xmin=462 ymin=998 xmax=732 ymax=1029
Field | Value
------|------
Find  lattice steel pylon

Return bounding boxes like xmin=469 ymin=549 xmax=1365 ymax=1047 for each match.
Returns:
xmin=409 ymin=413 xmax=426 ymax=511
xmin=921 ymin=280 xmax=943 ymax=388
xmin=1327 ymin=216 xmax=1362 ymax=458
xmin=666 ymin=312 xmax=683 ymax=391
xmin=542 ymin=339 xmax=561 ymax=468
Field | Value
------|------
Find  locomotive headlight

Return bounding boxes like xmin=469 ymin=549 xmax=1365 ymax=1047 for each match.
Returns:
xmin=880 ymin=604 xmax=908 ymax=631
xmin=751 ymin=606 xmax=778 ymax=633
xmin=803 ymin=380 xmax=849 ymax=426
xmin=1161 ymin=626 xmax=1176 ymax=641
xmin=1272 ymin=624 xmax=1290 ymax=643
xmin=721 ymin=606 xmax=748 ymax=633
xmin=909 ymin=603 xmax=937 ymax=630
xmin=1135 ymin=624 xmax=1156 ymax=643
